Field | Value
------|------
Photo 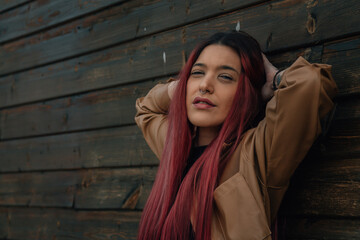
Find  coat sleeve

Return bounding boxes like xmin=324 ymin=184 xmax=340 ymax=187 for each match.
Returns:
xmin=134 ymin=82 xmax=171 ymax=160
xmin=255 ymin=56 xmax=338 ymax=188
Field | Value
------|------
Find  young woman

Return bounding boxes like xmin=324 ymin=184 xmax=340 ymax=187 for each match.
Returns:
xmin=135 ymin=31 xmax=337 ymax=240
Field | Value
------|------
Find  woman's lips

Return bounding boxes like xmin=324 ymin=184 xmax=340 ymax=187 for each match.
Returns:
xmin=193 ymin=97 xmax=216 ymax=109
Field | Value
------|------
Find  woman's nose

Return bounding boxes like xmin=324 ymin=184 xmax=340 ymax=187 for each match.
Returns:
xmin=199 ymin=74 xmax=214 ymax=94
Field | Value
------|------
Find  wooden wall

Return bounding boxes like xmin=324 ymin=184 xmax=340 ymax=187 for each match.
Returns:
xmin=0 ymin=0 xmax=359 ymax=239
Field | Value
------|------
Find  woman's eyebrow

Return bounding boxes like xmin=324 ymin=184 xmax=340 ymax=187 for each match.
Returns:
xmin=193 ymin=63 xmax=206 ymax=68
xmin=219 ymin=65 xmax=240 ymax=75
xmin=192 ymin=63 xmax=240 ymax=75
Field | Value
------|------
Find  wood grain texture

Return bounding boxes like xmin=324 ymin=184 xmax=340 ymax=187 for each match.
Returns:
xmin=0 ymin=0 xmax=359 ymax=75
xmin=0 ymin=78 xmax=166 ymax=139
xmin=0 ymin=161 xmax=358 ymax=216
xmin=279 ymin=217 xmax=360 ymax=239
xmin=0 ymin=0 xmax=128 ymax=43
xmin=323 ymin=36 xmax=360 ymax=97
xmin=0 ymin=45 xmax=342 ymax=140
xmin=0 ymin=0 xmax=265 ymax=75
xmin=0 ymin=0 xmax=29 ymax=13
xmin=0 ymin=207 xmax=141 ymax=240
xmin=1 ymin=92 xmax=358 ymax=173
xmin=0 ymin=125 xmax=157 ymax=172
xmin=0 ymin=167 xmax=157 ymax=209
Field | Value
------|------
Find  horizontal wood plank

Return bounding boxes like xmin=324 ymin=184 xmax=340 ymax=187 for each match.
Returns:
xmin=0 ymin=125 xmax=157 ymax=173
xmin=0 ymin=78 xmax=166 ymax=139
xmin=0 ymin=45 xmax=343 ymax=139
xmin=280 ymin=148 xmax=360 ymax=217
xmin=0 ymin=0 xmax=28 ymax=13
xmin=0 ymin=167 xmax=157 ymax=209
xmin=0 ymin=30 xmax=358 ymax=111
xmin=0 ymin=207 xmax=141 ymax=240
xmin=74 ymin=167 xmax=157 ymax=209
xmin=0 ymin=0 xmax=265 ymax=75
xmin=279 ymin=217 xmax=360 ymax=239
xmin=0 ymin=162 xmax=358 ymax=216
xmin=0 ymin=0 xmax=128 ymax=43
xmin=328 ymin=97 xmax=360 ymax=137
xmin=323 ymin=36 xmax=360 ymax=97
xmin=1 ymin=0 xmax=359 ymax=76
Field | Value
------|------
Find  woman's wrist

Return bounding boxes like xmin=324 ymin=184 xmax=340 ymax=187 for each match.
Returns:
xmin=272 ymin=69 xmax=285 ymax=90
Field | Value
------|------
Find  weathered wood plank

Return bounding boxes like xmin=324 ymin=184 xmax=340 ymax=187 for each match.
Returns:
xmin=279 ymin=145 xmax=360 ymax=217
xmin=282 ymin=174 xmax=360 ymax=217
xmin=328 ymin=98 xmax=360 ymax=137
xmin=0 ymin=0 xmax=29 ymax=13
xmin=0 ymin=0 xmax=266 ymax=75
xmin=0 ymin=167 xmax=157 ymax=209
xmin=1 ymin=0 xmax=359 ymax=75
xmin=0 ymin=207 xmax=141 ymax=240
xmin=1 ymin=23 xmax=358 ymax=110
xmin=323 ymin=36 xmax=360 ymax=97
xmin=0 ymin=171 xmax=78 ymax=207
xmin=74 ymin=167 xmax=157 ymax=209
xmin=0 ymin=77 xmax=166 ymax=139
xmin=0 ymin=46 xmax=327 ymax=139
xmin=0 ymin=0 xmax=128 ymax=43
xmin=0 ymin=162 xmax=358 ymax=216
xmin=322 ymin=136 xmax=360 ymax=159
xmin=278 ymin=217 xmax=360 ymax=239
xmin=0 ymin=125 xmax=157 ymax=173
xmin=0 ymin=102 xmax=357 ymax=173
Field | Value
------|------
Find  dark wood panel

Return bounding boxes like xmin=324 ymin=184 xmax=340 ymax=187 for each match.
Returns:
xmin=0 ymin=207 xmax=141 ymax=240
xmin=74 ymin=167 xmax=157 ymax=209
xmin=282 ymin=176 xmax=360 ymax=217
xmin=0 ymin=77 xmax=166 ymax=139
xmin=1 ymin=0 xmax=359 ymax=76
xmin=0 ymin=28 xmax=182 ymax=108
xmin=0 ymin=36 xmax=324 ymax=111
xmin=328 ymin=98 xmax=360 ymax=137
xmin=322 ymin=136 xmax=360 ymax=159
xmin=279 ymin=217 xmax=360 ymax=239
xmin=0 ymin=46 xmax=330 ymax=139
xmin=1 ymin=13 xmax=358 ymax=110
xmin=323 ymin=36 xmax=360 ymax=96
xmin=0 ymin=0 xmax=29 ymax=13
xmin=0 ymin=100 xmax=357 ymax=172
xmin=0 ymin=167 xmax=157 ymax=209
xmin=0 ymin=0 xmax=128 ymax=43
xmin=0 ymin=125 xmax=157 ymax=173
xmin=0 ymin=171 xmax=78 ymax=207
xmin=280 ymin=149 xmax=360 ymax=217
xmin=0 ymin=163 xmax=358 ymax=216
xmin=0 ymin=0 xmax=265 ymax=75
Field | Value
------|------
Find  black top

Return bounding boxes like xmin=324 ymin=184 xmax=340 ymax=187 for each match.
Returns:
xmin=182 ymin=145 xmax=207 ymax=240
xmin=182 ymin=145 xmax=207 ymax=179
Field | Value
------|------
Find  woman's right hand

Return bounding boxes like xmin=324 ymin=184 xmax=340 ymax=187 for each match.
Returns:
xmin=168 ymin=80 xmax=179 ymax=100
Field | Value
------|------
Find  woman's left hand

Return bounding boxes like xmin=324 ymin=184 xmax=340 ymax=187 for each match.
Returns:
xmin=261 ymin=53 xmax=280 ymax=101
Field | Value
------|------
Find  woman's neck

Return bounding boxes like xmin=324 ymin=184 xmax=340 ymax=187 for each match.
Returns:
xmin=195 ymin=126 xmax=220 ymax=146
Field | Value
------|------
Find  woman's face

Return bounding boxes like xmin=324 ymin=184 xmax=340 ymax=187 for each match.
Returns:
xmin=186 ymin=44 xmax=241 ymax=129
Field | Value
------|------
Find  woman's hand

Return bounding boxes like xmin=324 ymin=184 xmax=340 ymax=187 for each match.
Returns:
xmin=261 ymin=53 xmax=284 ymax=101
xmin=168 ymin=80 xmax=179 ymax=100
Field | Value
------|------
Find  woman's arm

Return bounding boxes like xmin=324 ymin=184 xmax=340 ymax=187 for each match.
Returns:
xmin=257 ymin=56 xmax=338 ymax=188
xmin=135 ymin=80 xmax=175 ymax=160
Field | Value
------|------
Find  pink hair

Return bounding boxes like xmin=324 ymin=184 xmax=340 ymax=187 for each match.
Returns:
xmin=138 ymin=32 xmax=266 ymax=240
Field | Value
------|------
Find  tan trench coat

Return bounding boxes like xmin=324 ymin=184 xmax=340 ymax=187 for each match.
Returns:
xmin=135 ymin=57 xmax=337 ymax=239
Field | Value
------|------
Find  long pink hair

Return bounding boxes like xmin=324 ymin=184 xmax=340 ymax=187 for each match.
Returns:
xmin=138 ymin=31 xmax=266 ymax=240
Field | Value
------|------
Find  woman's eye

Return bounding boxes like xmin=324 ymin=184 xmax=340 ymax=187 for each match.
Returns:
xmin=191 ymin=70 xmax=204 ymax=76
xmin=219 ymin=74 xmax=234 ymax=81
